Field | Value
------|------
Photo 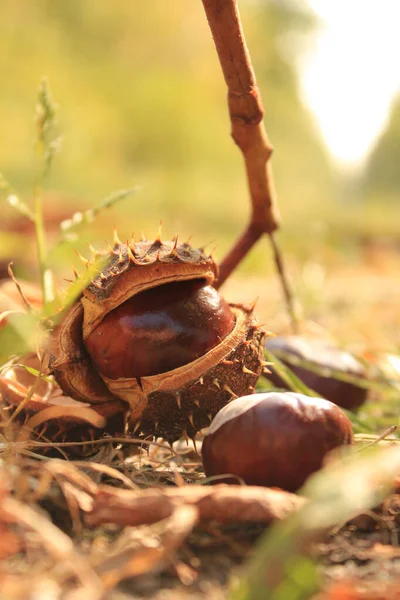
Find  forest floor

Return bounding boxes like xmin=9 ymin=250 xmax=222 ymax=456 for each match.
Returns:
xmin=1 ymin=241 xmax=400 ymax=600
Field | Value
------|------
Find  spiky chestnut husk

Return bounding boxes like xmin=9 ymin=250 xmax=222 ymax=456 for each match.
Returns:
xmin=48 ymin=236 xmax=266 ymax=443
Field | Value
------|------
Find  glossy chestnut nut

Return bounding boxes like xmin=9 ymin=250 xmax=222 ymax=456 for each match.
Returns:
xmin=85 ymin=280 xmax=235 ymax=379
xmin=202 ymin=392 xmax=353 ymax=491
xmin=265 ymin=336 xmax=368 ymax=411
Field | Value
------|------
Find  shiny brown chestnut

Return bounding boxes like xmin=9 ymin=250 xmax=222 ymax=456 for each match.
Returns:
xmin=202 ymin=392 xmax=353 ymax=491
xmin=265 ymin=336 xmax=368 ymax=411
xmin=85 ymin=280 xmax=235 ymax=379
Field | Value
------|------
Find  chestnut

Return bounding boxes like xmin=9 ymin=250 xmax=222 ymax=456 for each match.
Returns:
xmin=265 ymin=336 xmax=368 ymax=411
xmin=201 ymin=392 xmax=353 ymax=491
xmin=84 ymin=280 xmax=235 ymax=379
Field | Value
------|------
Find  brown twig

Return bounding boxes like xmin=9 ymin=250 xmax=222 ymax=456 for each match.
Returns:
xmin=7 ymin=263 xmax=34 ymax=312
xmin=202 ymin=0 xmax=299 ymax=331
xmin=85 ymin=483 xmax=305 ymax=528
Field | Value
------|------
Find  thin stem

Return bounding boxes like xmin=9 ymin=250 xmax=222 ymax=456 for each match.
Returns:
xmin=34 ymin=183 xmax=52 ymax=308
xmin=34 ymin=184 xmax=45 ymax=278
xmin=33 ymin=79 xmax=58 ymax=309
xmin=269 ymin=233 xmax=299 ymax=333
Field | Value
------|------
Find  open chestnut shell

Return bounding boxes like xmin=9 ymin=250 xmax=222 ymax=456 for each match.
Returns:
xmin=265 ymin=336 xmax=368 ymax=411
xmin=48 ymin=237 xmax=266 ymax=442
xmin=84 ymin=280 xmax=235 ymax=379
xmin=201 ymin=392 xmax=353 ymax=491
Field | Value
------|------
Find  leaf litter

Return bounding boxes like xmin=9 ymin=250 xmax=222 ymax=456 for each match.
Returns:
xmin=1 ymin=408 xmax=400 ymax=600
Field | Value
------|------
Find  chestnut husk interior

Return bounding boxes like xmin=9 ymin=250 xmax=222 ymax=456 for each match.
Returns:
xmin=266 ymin=336 xmax=368 ymax=411
xmin=48 ymin=302 xmax=120 ymax=405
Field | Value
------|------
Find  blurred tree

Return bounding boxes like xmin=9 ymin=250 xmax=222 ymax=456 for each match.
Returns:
xmin=0 ymin=0 xmax=334 ymax=269
xmin=362 ymin=95 xmax=400 ymax=201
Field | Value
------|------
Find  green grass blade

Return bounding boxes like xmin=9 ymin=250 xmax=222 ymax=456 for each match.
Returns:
xmin=269 ymin=347 xmax=394 ymax=394
xmin=264 ymin=349 xmax=320 ymax=397
xmin=33 ymin=79 xmax=61 ymax=309
xmin=264 ymin=349 xmax=374 ymax=434
xmin=58 ymin=186 xmax=141 ymax=242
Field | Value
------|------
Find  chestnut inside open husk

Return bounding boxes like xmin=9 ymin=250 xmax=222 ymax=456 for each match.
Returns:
xmin=85 ymin=280 xmax=235 ymax=379
xmin=265 ymin=336 xmax=368 ymax=411
xmin=201 ymin=392 xmax=353 ymax=491
xmin=49 ymin=238 xmax=265 ymax=442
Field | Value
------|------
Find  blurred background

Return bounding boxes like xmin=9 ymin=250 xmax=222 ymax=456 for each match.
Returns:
xmin=1 ymin=0 xmax=399 ymax=347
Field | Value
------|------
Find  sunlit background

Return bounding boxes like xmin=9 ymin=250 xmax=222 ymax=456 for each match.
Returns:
xmin=1 ymin=0 xmax=399 ymax=346
xmin=301 ymin=0 xmax=400 ymax=166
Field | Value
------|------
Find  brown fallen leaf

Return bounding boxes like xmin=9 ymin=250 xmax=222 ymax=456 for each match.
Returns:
xmin=0 ymin=524 xmax=22 ymax=559
xmin=86 ymin=483 xmax=305 ymax=529
xmin=312 ymin=580 xmax=400 ymax=600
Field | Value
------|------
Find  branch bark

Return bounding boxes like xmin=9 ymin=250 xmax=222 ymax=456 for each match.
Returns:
xmin=202 ymin=0 xmax=298 ymax=330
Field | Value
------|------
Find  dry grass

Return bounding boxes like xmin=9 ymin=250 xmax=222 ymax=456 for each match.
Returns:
xmin=1 ymin=237 xmax=400 ymax=599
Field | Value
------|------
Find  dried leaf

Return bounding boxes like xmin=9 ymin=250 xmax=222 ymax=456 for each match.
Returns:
xmin=59 ymin=480 xmax=94 ymax=514
xmin=17 ymin=405 xmax=106 ymax=442
xmin=86 ymin=484 xmax=305 ymax=528
xmin=43 ymin=458 xmax=99 ymax=496
xmin=0 ymin=524 xmax=22 ymax=559
xmin=71 ymin=460 xmax=139 ymax=490
xmin=312 ymin=580 xmax=400 ymax=600
xmin=1 ymin=495 xmax=103 ymax=593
